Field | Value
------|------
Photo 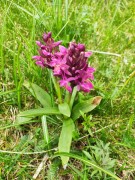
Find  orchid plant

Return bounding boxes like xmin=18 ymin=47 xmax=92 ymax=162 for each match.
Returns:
xmin=17 ymin=32 xmax=102 ymax=168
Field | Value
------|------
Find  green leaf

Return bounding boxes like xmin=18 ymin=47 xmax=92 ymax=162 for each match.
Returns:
xmin=71 ymin=96 xmax=102 ymax=121
xmin=58 ymin=118 xmax=75 ymax=168
xmin=16 ymin=116 xmax=33 ymax=124
xmin=18 ymin=107 xmax=60 ymax=118
xmin=83 ymin=150 xmax=93 ymax=160
xmin=54 ymin=152 xmax=121 ymax=180
xmin=23 ymin=81 xmax=52 ymax=107
xmin=58 ymin=103 xmax=71 ymax=117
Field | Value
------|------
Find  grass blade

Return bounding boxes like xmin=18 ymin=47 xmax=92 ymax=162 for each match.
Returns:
xmin=42 ymin=115 xmax=49 ymax=147
xmin=54 ymin=152 xmax=121 ymax=180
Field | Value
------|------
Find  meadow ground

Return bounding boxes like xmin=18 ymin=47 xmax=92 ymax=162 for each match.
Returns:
xmin=0 ymin=0 xmax=135 ymax=179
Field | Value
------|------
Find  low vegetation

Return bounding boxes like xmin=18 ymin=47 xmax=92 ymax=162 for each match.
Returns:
xmin=0 ymin=0 xmax=135 ymax=179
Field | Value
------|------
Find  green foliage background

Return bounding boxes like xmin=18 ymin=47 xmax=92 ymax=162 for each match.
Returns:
xmin=0 ymin=0 xmax=135 ymax=179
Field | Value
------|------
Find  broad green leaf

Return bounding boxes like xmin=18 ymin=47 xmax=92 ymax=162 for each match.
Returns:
xmin=54 ymin=152 xmax=121 ymax=180
xmin=58 ymin=118 xmax=75 ymax=168
xmin=58 ymin=103 xmax=71 ymax=117
xmin=71 ymin=96 xmax=102 ymax=121
xmin=18 ymin=107 xmax=60 ymax=118
xmin=23 ymin=81 xmax=52 ymax=107
xmin=42 ymin=115 xmax=49 ymax=146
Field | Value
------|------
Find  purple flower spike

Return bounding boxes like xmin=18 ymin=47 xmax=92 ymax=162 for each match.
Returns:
xmin=33 ymin=32 xmax=95 ymax=93
xmin=55 ymin=42 xmax=94 ymax=93
xmin=33 ymin=32 xmax=62 ymax=68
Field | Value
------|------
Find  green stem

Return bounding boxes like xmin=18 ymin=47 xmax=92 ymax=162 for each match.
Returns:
xmin=51 ymin=72 xmax=62 ymax=104
xmin=69 ymin=86 xmax=78 ymax=110
xmin=64 ymin=90 xmax=71 ymax=104
xmin=48 ymin=70 xmax=55 ymax=106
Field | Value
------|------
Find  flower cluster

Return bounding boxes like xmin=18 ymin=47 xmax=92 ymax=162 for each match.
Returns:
xmin=33 ymin=32 xmax=95 ymax=93
xmin=33 ymin=32 xmax=61 ymax=68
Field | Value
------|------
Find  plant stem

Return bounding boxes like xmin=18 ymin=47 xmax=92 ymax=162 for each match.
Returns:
xmin=69 ymin=86 xmax=78 ymax=110
xmin=48 ymin=70 xmax=55 ymax=106
xmin=51 ymin=72 xmax=62 ymax=103
xmin=64 ymin=90 xmax=71 ymax=104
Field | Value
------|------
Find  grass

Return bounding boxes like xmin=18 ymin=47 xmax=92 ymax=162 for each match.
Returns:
xmin=0 ymin=0 xmax=135 ymax=179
